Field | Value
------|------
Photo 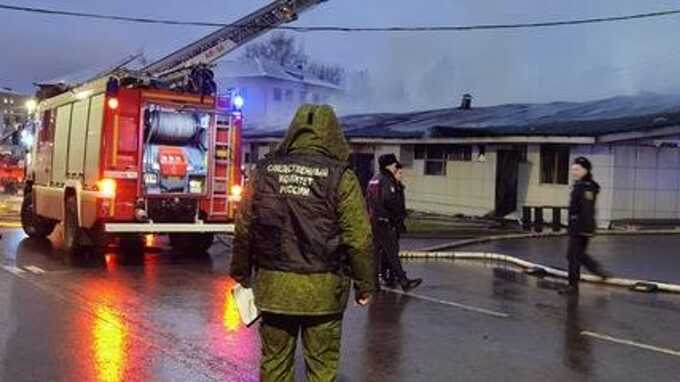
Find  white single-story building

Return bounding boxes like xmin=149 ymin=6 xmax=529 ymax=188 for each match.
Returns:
xmin=243 ymin=93 xmax=680 ymax=228
xmin=214 ymin=59 xmax=343 ymax=130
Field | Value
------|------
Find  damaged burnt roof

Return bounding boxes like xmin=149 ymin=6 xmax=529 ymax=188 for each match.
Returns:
xmin=246 ymin=92 xmax=680 ymax=140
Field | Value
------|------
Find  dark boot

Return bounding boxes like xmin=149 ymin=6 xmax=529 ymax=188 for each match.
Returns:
xmin=582 ymin=254 xmax=609 ymax=279
xmin=400 ymin=278 xmax=422 ymax=292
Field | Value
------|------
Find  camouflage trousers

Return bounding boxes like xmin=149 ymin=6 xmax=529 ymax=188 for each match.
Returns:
xmin=259 ymin=312 xmax=343 ymax=382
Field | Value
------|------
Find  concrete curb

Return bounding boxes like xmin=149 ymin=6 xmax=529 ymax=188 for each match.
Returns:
xmin=400 ymin=250 xmax=680 ymax=294
xmin=419 ymin=229 xmax=680 ymax=252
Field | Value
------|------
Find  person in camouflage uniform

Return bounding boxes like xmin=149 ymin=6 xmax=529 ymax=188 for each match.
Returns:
xmin=230 ymin=104 xmax=376 ymax=382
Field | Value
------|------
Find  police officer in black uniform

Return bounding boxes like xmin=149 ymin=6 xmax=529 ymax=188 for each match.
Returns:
xmin=367 ymin=154 xmax=422 ymax=291
xmin=560 ymin=157 xmax=609 ymax=295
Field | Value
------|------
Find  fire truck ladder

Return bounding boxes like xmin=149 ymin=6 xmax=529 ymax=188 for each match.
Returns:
xmin=143 ymin=0 xmax=329 ymax=78
xmin=209 ymin=115 xmax=236 ymax=216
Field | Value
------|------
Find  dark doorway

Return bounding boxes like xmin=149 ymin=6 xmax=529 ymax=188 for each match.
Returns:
xmin=349 ymin=153 xmax=375 ymax=193
xmin=495 ymin=150 xmax=521 ymax=217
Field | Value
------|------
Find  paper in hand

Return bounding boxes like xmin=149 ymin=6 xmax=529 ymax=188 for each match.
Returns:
xmin=232 ymin=283 xmax=260 ymax=327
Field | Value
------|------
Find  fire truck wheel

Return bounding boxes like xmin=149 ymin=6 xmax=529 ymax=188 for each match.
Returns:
xmin=21 ymin=190 xmax=57 ymax=238
xmin=169 ymin=233 xmax=214 ymax=256
xmin=118 ymin=235 xmax=145 ymax=265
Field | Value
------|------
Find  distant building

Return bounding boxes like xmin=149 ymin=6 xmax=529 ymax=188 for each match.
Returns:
xmin=245 ymin=93 xmax=680 ymax=228
xmin=0 ymin=88 xmax=29 ymax=132
xmin=213 ymin=59 xmax=343 ymax=130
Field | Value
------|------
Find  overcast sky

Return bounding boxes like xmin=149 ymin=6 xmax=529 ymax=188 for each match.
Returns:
xmin=2 ymin=0 xmax=680 ymax=112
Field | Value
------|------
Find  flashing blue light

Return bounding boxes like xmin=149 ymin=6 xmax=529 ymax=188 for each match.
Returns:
xmin=20 ymin=130 xmax=34 ymax=148
xmin=233 ymin=95 xmax=245 ymax=110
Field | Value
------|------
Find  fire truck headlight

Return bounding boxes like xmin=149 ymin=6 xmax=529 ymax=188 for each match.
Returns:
xmin=108 ymin=97 xmax=119 ymax=110
xmin=97 ymin=178 xmax=117 ymax=199
xmin=233 ymin=95 xmax=244 ymax=110
xmin=231 ymin=185 xmax=243 ymax=198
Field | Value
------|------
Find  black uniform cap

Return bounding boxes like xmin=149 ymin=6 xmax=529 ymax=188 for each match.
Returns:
xmin=573 ymin=156 xmax=592 ymax=172
xmin=379 ymin=154 xmax=401 ymax=170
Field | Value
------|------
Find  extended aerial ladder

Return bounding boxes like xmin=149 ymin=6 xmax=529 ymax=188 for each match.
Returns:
xmin=34 ymin=0 xmax=330 ymax=97
xmin=144 ymin=0 xmax=329 ymax=80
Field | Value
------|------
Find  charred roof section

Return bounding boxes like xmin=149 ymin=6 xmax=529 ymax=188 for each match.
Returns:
xmin=245 ymin=92 xmax=680 ymax=140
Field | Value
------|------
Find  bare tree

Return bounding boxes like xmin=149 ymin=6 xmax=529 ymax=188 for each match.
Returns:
xmin=306 ymin=62 xmax=346 ymax=86
xmin=242 ymin=32 xmax=345 ymax=86
xmin=243 ymin=32 xmax=308 ymax=68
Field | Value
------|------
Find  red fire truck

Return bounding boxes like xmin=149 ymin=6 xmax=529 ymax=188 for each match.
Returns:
xmin=21 ymin=0 xmax=328 ymax=261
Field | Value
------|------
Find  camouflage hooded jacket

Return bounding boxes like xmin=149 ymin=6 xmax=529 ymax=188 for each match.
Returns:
xmin=230 ymin=104 xmax=376 ymax=315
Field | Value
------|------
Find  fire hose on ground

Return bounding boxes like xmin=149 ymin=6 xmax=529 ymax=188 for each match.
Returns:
xmin=400 ymin=251 xmax=680 ymax=294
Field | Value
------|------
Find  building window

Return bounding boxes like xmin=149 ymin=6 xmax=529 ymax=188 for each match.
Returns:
xmin=414 ymin=145 xmax=474 ymax=175
xmin=285 ymin=89 xmax=294 ymax=102
xmin=447 ymin=145 xmax=472 ymax=161
xmin=423 ymin=145 xmax=447 ymax=176
xmin=2 ymin=98 xmax=7 ymax=104
xmin=540 ymin=145 xmax=570 ymax=184
xmin=399 ymin=145 xmax=414 ymax=168
xmin=415 ymin=145 xmax=426 ymax=160
xmin=313 ymin=94 xmax=321 ymax=103
xmin=425 ymin=160 xmax=446 ymax=176
xmin=414 ymin=145 xmax=473 ymax=162
xmin=273 ymin=88 xmax=282 ymax=102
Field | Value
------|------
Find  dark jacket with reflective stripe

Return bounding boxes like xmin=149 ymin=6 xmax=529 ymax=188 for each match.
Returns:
xmin=568 ymin=179 xmax=600 ymax=235
xmin=252 ymin=153 xmax=348 ymax=273
xmin=366 ymin=170 xmax=406 ymax=226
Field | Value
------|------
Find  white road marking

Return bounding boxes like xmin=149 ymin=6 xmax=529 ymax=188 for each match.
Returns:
xmin=23 ymin=265 xmax=46 ymax=275
xmin=581 ymin=331 xmax=680 ymax=357
xmin=382 ymin=287 xmax=510 ymax=318
xmin=1 ymin=265 xmax=25 ymax=275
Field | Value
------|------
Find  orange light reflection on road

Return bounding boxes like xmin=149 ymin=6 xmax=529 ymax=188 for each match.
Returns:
xmin=145 ymin=234 xmax=154 ymax=247
xmin=208 ymin=279 xmax=260 ymax=367
xmin=93 ymin=305 xmax=127 ymax=382
xmin=224 ymin=283 xmax=242 ymax=332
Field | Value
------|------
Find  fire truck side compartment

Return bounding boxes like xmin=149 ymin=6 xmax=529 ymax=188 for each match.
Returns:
xmin=67 ymin=99 xmax=89 ymax=177
xmin=52 ymin=104 xmax=72 ymax=185
xmin=84 ymin=95 xmax=105 ymax=187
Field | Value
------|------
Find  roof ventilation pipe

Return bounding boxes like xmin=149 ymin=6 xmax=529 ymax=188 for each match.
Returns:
xmin=459 ymin=93 xmax=473 ymax=110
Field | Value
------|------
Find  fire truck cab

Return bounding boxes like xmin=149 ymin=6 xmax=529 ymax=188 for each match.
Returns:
xmin=21 ymin=75 xmax=243 ymax=260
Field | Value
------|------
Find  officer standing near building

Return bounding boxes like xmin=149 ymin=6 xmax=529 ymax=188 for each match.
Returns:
xmin=560 ymin=156 xmax=609 ymax=295
xmin=230 ymin=104 xmax=376 ymax=382
xmin=367 ymin=153 xmax=422 ymax=291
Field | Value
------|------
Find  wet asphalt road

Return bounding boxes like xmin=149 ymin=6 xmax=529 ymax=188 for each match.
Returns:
xmin=465 ymin=235 xmax=680 ymax=284
xmin=2 ymin=228 xmax=680 ymax=381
